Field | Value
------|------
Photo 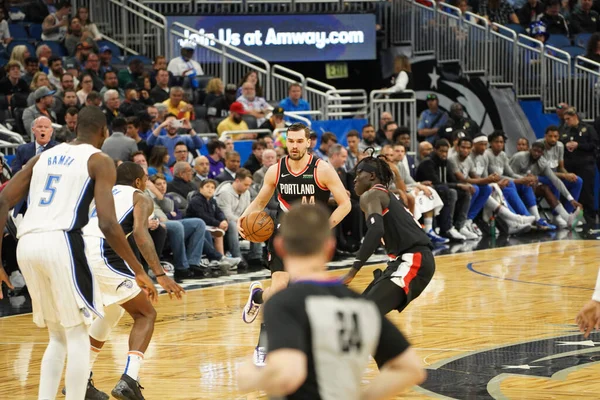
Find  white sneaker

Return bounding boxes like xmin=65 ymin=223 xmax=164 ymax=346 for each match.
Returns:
xmin=507 ymin=221 xmax=531 ymax=235
xmin=445 ymin=227 xmax=466 ymax=241
xmin=469 ymin=221 xmax=483 ymax=237
xmin=567 ymin=208 xmax=583 ymax=230
xmin=459 ymin=225 xmax=479 ymax=240
xmin=9 ymin=271 xmax=25 ymax=289
xmin=242 ymin=281 xmax=263 ymax=324
xmin=518 ymin=215 xmax=537 ymax=225
xmin=553 ymin=215 xmax=568 ymax=229
xmin=221 ymin=256 xmax=242 ymax=270
xmin=253 ymin=346 xmax=267 ymax=367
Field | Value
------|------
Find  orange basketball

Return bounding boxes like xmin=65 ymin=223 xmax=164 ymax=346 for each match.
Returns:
xmin=241 ymin=211 xmax=275 ymax=243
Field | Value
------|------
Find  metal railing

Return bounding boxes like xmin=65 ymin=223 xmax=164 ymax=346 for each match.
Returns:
xmin=488 ymin=24 xmax=517 ymax=89
xmin=271 ymin=66 xmax=306 ymax=106
xmin=435 ymin=3 xmax=463 ymax=64
xmin=462 ymin=13 xmax=489 ymax=75
xmin=324 ymin=89 xmax=368 ymax=120
xmin=573 ymin=57 xmax=600 ymax=122
xmin=412 ymin=0 xmax=436 ymax=56
xmin=542 ymin=47 xmax=571 ymax=113
xmin=515 ymin=35 xmax=543 ymax=99
xmin=369 ymin=90 xmax=417 ymax=151
xmin=305 ymin=78 xmax=337 ymax=121
xmin=221 ymin=129 xmax=273 ymax=140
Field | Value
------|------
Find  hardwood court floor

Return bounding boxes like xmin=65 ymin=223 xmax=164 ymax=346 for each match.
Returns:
xmin=1 ymin=240 xmax=599 ymax=399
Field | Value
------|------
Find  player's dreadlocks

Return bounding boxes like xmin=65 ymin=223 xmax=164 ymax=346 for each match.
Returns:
xmin=354 ymin=147 xmax=394 ymax=188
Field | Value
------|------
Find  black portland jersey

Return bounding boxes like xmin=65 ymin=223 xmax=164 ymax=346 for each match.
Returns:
xmin=370 ymin=184 xmax=432 ymax=255
xmin=276 ymin=154 xmax=330 ymax=212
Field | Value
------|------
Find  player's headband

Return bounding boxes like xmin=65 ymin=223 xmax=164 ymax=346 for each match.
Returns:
xmin=473 ymin=136 xmax=488 ymax=144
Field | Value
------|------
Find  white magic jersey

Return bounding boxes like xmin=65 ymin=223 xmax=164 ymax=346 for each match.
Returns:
xmin=18 ymin=143 xmax=101 ymax=238
xmin=83 ymin=185 xmax=141 ymax=239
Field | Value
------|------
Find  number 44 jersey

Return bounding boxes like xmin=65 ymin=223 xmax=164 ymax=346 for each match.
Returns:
xmin=263 ymin=281 xmax=410 ymax=400
xmin=18 ymin=143 xmax=101 ymax=238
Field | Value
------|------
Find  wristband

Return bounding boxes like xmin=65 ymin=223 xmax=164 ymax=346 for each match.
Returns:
xmin=155 ymin=272 xmax=166 ymax=278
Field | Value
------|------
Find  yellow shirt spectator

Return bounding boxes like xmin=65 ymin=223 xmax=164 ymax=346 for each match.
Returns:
xmin=217 ymin=117 xmax=249 ymax=137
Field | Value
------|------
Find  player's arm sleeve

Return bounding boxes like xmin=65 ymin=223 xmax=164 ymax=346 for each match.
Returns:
xmin=593 ymin=269 xmax=600 ymax=302
xmin=373 ymin=315 xmax=411 ymax=368
xmin=263 ymin=295 xmax=308 ymax=354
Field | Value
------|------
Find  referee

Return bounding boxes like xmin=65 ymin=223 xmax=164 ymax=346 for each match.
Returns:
xmin=237 ymin=204 xmax=425 ymax=399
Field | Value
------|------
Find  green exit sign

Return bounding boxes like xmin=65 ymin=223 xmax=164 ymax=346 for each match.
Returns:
xmin=326 ymin=62 xmax=349 ymax=80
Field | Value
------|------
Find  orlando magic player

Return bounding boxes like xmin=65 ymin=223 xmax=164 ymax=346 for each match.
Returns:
xmin=237 ymin=205 xmax=426 ymax=399
xmin=239 ymin=123 xmax=351 ymax=365
xmin=79 ymin=162 xmax=184 ymax=400
xmin=0 ymin=107 xmax=156 ymax=400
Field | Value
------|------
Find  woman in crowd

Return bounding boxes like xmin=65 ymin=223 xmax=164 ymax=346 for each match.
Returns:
xmin=204 ymin=77 xmax=224 ymax=107
xmin=148 ymin=145 xmax=174 ymax=182
xmin=76 ymin=7 xmax=102 ymax=41
xmin=236 ymin=70 xmax=263 ymax=97
xmin=9 ymin=45 xmax=29 ymax=73
xmin=27 ymin=72 xmax=53 ymax=106
xmin=76 ymin=72 xmax=94 ymax=105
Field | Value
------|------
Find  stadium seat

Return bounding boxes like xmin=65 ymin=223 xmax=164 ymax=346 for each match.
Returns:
xmin=575 ymin=33 xmax=592 ymax=49
xmin=209 ymin=117 xmax=225 ymax=132
xmin=194 ymin=105 xmax=207 ymax=120
xmin=562 ymin=46 xmax=585 ymax=58
xmin=41 ymin=41 xmax=67 ymax=57
xmin=505 ymin=24 xmax=525 ymax=35
xmin=28 ymin=24 xmax=42 ymax=40
xmin=8 ymin=24 xmax=28 ymax=40
xmin=125 ymin=55 xmax=152 ymax=65
xmin=242 ymin=114 xmax=258 ymax=130
xmin=192 ymin=119 xmax=211 ymax=134
xmin=97 ymin=40 xmax=122 ymax=57
xmin=546 ymin=34 xmax=571 ymax=48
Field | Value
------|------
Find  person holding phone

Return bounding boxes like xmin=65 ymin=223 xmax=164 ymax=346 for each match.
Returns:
xmin=148 ymin=115 xmax=204 ymax=166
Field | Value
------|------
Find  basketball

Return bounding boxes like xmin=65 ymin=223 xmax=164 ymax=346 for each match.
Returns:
xmin=241 ymin=211 xmax=275 ymax=243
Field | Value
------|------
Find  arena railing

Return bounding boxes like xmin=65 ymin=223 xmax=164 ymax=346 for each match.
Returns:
xmin=542 ymin=47 xmax=571 ymax=114
xmin=434 ymin=3 xmax=463 ymax=65
xmin=271 ymin=65 xmax=307 ymax=107
xmin=305 ymin=78 xmax=338 ymax=121
xmin=220 ymin=129 xmax=273 ymax=140
xmin=516 ymin=34 xmax=544 ymax=100
xmin=369 ymin=89 xmax=417 ymax=152
xmin=324 ymin=89 xmax=369 ymax=120
xmin=573 ymin=57 xmax=600 ymax=122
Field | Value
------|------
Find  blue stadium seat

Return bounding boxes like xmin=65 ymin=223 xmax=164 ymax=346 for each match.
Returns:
xmin=125 ymin=55 xmax=152 ymax=65
xmin=562 ymin=46 xmax=585 ymax=59
xmin=505 ymin=24 xmax=525 ymax=35
xmin=28 ymin=24 xmax=42 ymax=40
xmin=41 ymin=41 xmax=67 ymax=57
xmin=546 ymin=34 xmax=571 ymax=48
xmin=98 ymin=40 xmax=122 ymax=57
xmin=575 ymin=33 xmax=592 ymax=49
xmin=8 ymin=24 xmax=28 ymax=40
xmin=7 ymin=41 xmax=36 ymax=58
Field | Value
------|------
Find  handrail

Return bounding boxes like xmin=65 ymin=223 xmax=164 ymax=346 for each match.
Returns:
xmin=220 ymin=129 xmax=273 ymax=140
xmin=0 ymin=127 xmax=25 ymax=144
xmin=281 ymin=112 xmax=312 ymax=126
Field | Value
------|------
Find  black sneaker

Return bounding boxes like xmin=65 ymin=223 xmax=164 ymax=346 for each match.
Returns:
xmin=111 ymin=374 xmax=145 ymax=400
xmin=61 ymin=372 xmax=109 ymax=400
xmin=173 ymin=268 xmax=198 ymax=282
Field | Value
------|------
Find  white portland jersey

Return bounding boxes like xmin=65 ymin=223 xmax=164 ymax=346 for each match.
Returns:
xmin=83 ymin=185 xmax=140 ymax=239
xmin=18 ymin=143 xmax=101 ymax=238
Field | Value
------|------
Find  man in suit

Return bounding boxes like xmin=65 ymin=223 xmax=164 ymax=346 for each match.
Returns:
xmin=12 ymin=116 xmax=58 ymax=174
xmin=393 ymin=128 xmax=417 ymax=178
xmin=215 ymin=151 xmax=240 ymax=184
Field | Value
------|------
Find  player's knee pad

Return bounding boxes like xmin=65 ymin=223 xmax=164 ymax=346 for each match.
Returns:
xmin=89 ymin=304 xmax=124 ymax=342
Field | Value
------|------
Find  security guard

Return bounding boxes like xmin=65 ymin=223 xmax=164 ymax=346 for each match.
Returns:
xmin=437 ymin=102 xmax=480 ymax=141
xmin=560 ymin=107 xmax=598 ymax=227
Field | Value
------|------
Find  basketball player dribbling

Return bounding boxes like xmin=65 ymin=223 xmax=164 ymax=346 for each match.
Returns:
xmin=0 ymin=106 xmax=157 ymax=400
xmin=342 ymin=153 xmax=436 ymax=321
xmin=238 ymin=122 xmax=351 ymax=365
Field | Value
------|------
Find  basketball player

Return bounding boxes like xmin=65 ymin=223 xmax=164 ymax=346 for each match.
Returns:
xmin=0 ymin=106 xmax=157 ymax=400
xmin=576 ymin=267 xmax=600 ymax=338
xmin=237 ymin=204 xmax=426 ymax=398
xmin=342 ymin=154 xmax=436 ymax=316
xmin=239 ymin=122 xmax=351 ymax=365
xmin=79 ymin=162 xmax=184 ymax=400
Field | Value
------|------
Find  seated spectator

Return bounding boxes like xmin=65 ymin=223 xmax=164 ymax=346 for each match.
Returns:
xmin=23 ymin=57 xmax=40 ymax=86
xmin=65 ymin=18 xmax=98 ymax=56
xmin=438 ymin=102 xmax=480 ymax=140
xmin=92 ymin=49 xmax=111 ymax=77
xmin=55 ymin=73 xmax=78 ymax=102
xmin=167 ymin=45 xmax=204 ymax=82
xmin=203 ymin=77 xmax=224 ymax=108
xmin=148 ymin=146 xmax=174 ymax=182
xmin=215 ymin=151 xmax=241 ymax=183
xmin=215 ymin=168 xmax=263 ymax=264
xmin=480 ymin=0 xmax=520 ymax=26
xmin=537 ymin=0 xmax=570 ymax=35
xmin=135 ymin=109 xmax=154 ymax=141
xmin=150 ymin=55 xmax=169 ymax=87
xmin=313 ymin=132 xmax=338 ymax=161
xmin=167 ymin=161 xmax=197 ymax=198
xmin=85 ymin=91 xmax=102 ymax=107
xmin=146 ymin=173 xmax=211 ymax=280
xmin=102 ymin=117 xmax=138 ymax=161
xmin=394 ymin=142 xmax=417 ymax=179
xmin=217 ymin=102 xmax=251 ymax=138
xmin=393 ymin=126 xmax=412 ymax=151
xmin=0 ymin=61 xmax=30 ymax=110
xmin=166 ymin=142 xmax=189 ymax=169
xmin=253 ymin=148 xmax=277 ymax=186
xmin=162 ymin=86 xmax=192 ymax=120
xmin=258 ymin=106 xmax=286 ymax=135
xmin=519 ymin=0 xmax=545 ymax=27
xmin=76 ymin=7 xmax=102 ymax=41
xmin=55 ymin=90 xmax=78 ymax=124
xmin=119 ymin=83 xmax=146 ymax=117
xmin=99 ymin=70 xmax=124 ymax=100
xmin=9 ymin=46 xmax=29 ymax=74
xmin=570 ymin=0 xmax=599 ymax=33
xmin=584 ymin=32 xmax=600 ymax=64
xmin=279 ymin=83 xmax=310 ymax=121
xmin=148 ymin=116 xmax=203 ymax=165
xmin=124 ymin=116 xmax=149 ymax=155
xmin=192 ymin=155 xmax=210 ymax=187
xmin=344 ymin=130 xmax=361 ymax=171
xmin=417 ymin=94 xmax=449 ymax=143
xmin=12 ymin=116 xmax=57 ymax=174
xmin=83 ymin=53 xmax=103 ymax=91
xmin=131 ymin=150 xmax=148 ymax=169
xmin=224 ymin=137 xmax=235 ymax=152
xmin=102 ymin=89 xmax=122 ymax=129
xmin=36 ymin=45 xmax=53 ymax=71
xmin=76 ymin=72 xmax=94 ymax=104
xmin=138 ymin=73 xmax=155 ymax=105
xmin=236 ymin=70 xmax=263 ymax=98
xmin=416 ymin=139 xmax=471 ymax=241
xmin=55 ymin=107 xmax=78 ymax=143
xmin=207 ymin=139 xmax=226 ymax=179
xmin=0 ymin=8 xmax=12 ymax=57
xmin=23 ymin=87 xmax=57 ymax=137
xmin=516 ymin=137 xmax=530 ymax=152
xmin=510 ymin=142 xmax=583 ymax=229
xmin=243 ymin=140 xmax=266 ymax=174
xmin=47 ymin=56 xmax=65 ymax=90
xmin=208 ymin=83 xmax=237 ymax=119
xmin=118 ymin=58 xmax=144 ymax=89
xmin=41 ymin=0 xmax=70 ymax=42
xmin=418 ymin=141 xmax=434 ymax=162
xmin=358 ymin=123 xmax=381 ymax=154
xmin=187 ymin=179 xmax=229 ymax=253
xmin=236 ymin=81 xmax=271 ymax=126
xmin=27 ymin=72 xmax=53 ymax=106
xmin=150 ymin=69 xmax=170 ymax=104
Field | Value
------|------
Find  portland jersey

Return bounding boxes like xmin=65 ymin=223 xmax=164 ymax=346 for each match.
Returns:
xmin=264 ymin=281 xmax=410 ymax=400
xmin=370 ymin=184 xmax=432 ymax=256
xmin=276 ymin=154 xmax=330 ymax=213
xmin=18 ymin=143 xmax=101 ymax=238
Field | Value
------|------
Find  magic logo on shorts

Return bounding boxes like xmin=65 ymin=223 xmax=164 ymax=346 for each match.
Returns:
xmin=117 ymin=279 xmax=134 ymax=291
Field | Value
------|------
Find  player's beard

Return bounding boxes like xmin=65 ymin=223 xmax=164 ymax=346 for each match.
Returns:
xmin=288 ymin=147 xmax=307 ymax=161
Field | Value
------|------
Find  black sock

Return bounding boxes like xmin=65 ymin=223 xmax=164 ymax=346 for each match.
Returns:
xmin=256 ymin=322 xmax=267 ymax=348
xmin=252 ymin=288 xmax=264 ymax=304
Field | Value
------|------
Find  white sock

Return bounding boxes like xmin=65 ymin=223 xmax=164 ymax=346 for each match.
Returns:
xmin=90 ymin=345 xmax=101 ymax=369
xmin=124 ymin=351 xmax=144 ymax=380
xmin=424 ymin=217 xmax=433 ymax=232
xmin=497 ymin=205 xmax=519 ymax=222
xmin=64 ymin=324 xmax=91 ymax=400
xmin=528 ymin=206 xmax=540 ymax=220
xmin=39 ymin=322 xmax=68 ymax=400
xmin=554 ymin=204 xmax=570 ymax=220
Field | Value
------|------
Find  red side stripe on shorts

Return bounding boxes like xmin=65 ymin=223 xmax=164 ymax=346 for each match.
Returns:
xmin=382 ymin=208 xmax=389 ymax=216
xmin=402 ymin=252 xmax=422 ymax=294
